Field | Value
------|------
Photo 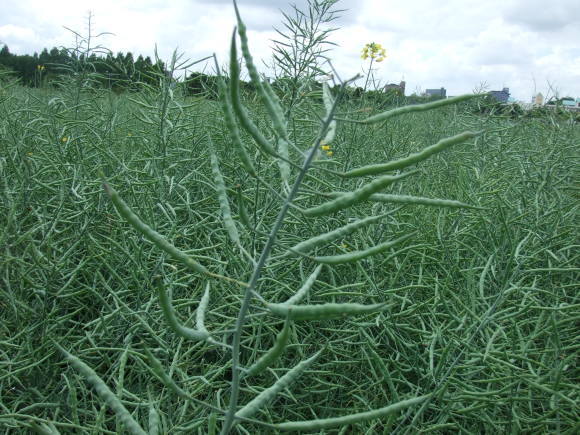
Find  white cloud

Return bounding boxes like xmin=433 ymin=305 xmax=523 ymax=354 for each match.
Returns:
xmin=504 ymin=0 xmax=580 ymax=32
xmin=0 ymin=24 xmax=38 ymax=52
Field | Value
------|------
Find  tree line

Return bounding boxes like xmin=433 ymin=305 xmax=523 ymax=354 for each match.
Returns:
xmin=0 ymin=44 xmax=171 ymax=91
xmin=0 ymin=44 xmax=261 ymax=97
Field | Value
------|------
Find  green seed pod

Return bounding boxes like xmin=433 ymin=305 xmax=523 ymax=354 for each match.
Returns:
xmin=28 ymin=421 xmax=61 ymax=435
xmin=148 ymin=404 xmax=160 ymax=435
xmin=267 ymin=302 xmax=389 ymax=321
xmin=57 ymin=345 xmax=147 ymax=435
xmin=196 ymin=283 xmax=211 ymax=336
xmin=273 ymin=395 xmax=430 ymax=431
xmin=367 ymin=193 xmax=482 ymax=209
xmin=210 ymin=149 xmax=241 ymax=245
xmin=216 ymin=73 xmax=256 ymax=177
xmin=234 ymin=2 xmax=288 ymax=142
xmin=277 ymin=137 xmax=291 ymax=186
xmin=322 ymin=82 xmax=337 ymax=145
xmin=313 ymin=232 xmax=415 ymax=264
xmin=285 ymin=213 xmax=391 ymax=257
xmin=342 ymin=131 xmax=481 ymax=178
xmin=262 ymin=79 xmax=288 ymax=137
xmin=144 ymin=348 xmax=194 ymax=401
xmin=103 ymin=183 xmax=209 ymax=276
xmin=245 ymin=317 xmax=292 ymax=377
xmin=116 ymin=345 xmax=131 ymax=433
xmin=228 ymin=29 xmax=277 ymax=157
xmin=364 ymin=343 xmax=399 ymax=401
xmin=236 ymin=350 xmax=322 ymax=419
xmin=283 ymin=265 xmax=322 ymax=305
xmin=236 ymin=185 xmax=253 ymax=230
xmin=157 ymin=283 xmax=211 ymax=342
xmin=360 ymin=94 xmax=484 ymax=124
xmin=303 ymin=170 xmax=416 ymax=217
xmin=207 ymin=413 xmax=217 ymax=435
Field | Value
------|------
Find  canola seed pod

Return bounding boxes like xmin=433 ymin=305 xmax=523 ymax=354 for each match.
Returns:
xmin=58 ymin=344 xmax=147 ymax=435
xmin=245 ymin=317 xmax=292 ymax=377
xmin=285 ymin=213 xmax=391 ymax=257
xmin=236 ymin=350 xmax=322 ymax=419
xmin=368 ymin=193 xmax=482 ymax=209
xmin=228 ymin=30 xmax=277 ymax=157
xmin=360 ymin=94 xmax=484 ymax=124
xmin=210 ymin=149 xmax=241 ymax=245
xmin=273 ymin=395 xmax=430 ymax=431
xmin=283 ymin=264 xmax=322 ymax=305
xmin=303 ymin=170 xmax=416 ymax=217
xmin=157 ymin=283 xmax=211 ymax=342
xmin=103 ymin=183 xmax=209 ymax=276
xmin=196 ymin=283 xmax=211 ymax=336
xmin=234 ymin=2 xmax=288 ymax=142
xmin=267 ymin=301 xmax=390 ymax=321
xmin=313 ymin=232 xmax=415 ymax=265
xmin=343 ymin=131 xmax=481 ymax=178
xmin=216 ymin=73 xmax=256 ymax=177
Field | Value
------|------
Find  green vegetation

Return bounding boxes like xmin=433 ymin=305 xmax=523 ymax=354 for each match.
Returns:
xmin=1 ymin=1 xmax=578 ymax=433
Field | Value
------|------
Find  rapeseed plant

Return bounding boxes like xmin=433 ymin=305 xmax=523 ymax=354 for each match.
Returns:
xmin=97 ymin=2 xmax=484 ymax=430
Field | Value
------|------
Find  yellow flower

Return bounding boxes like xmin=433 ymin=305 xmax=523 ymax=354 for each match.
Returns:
xmin=61 ymin=137 xmax=68 ymax=143
xmin=326 ymin=151 xmax=333 ymax=157
xmin=27 ymin=152 xmax=33 ymax=156
xmin=321 ymin=144 xmax=331 ymax=151
xmin=361 ymin=43 xmax=387 ymax=62
xmin=361 ymin=46 xmax=369 ymax=60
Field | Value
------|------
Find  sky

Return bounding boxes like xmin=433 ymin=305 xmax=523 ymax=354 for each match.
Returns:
xmin=1 ymin=0 xmax=579 ymax=102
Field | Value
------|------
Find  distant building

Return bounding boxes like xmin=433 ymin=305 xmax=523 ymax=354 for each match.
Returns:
xmin=384 ymin=81 xmax=405 ymax=95
xmin=424 ymin=87 xmax=446 ymax=98
xmin=490 ymin=87 xmax=510 ymax=103
xmin=533 ymin=93 xmax=544 ymax=106
xmin=545 ymin=96 xmax=580 ymax=112
xmin=561 ymin=98 xmax=576 ymax=108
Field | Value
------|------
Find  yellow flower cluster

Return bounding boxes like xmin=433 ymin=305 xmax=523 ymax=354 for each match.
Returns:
xmin=36 ymin=65 xmax=45 ymax=71
xmin=361 ymin=42 xmax=387 ymax=62
xmin=61 ymin=137 xmax=68 ymax=143
xmin=321 ymin=143 xmax=333 ymax=157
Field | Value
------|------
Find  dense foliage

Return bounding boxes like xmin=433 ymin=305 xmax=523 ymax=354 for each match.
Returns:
xmin=1 ymin=2 xmax=578 ymax=434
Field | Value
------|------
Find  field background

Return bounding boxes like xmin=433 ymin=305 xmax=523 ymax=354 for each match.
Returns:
xmin=1 ymin=67 xmax=578 ymax=434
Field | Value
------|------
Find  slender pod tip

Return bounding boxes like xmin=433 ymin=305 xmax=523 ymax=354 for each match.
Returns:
xmin=102 ymin=182 xmax=112 ymax=196
xmin=233 ymin=0 xmax=242 ymax=22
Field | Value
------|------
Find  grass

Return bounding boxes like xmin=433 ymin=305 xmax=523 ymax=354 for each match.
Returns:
xmin=1 ymin=8 xmax=579 ymax=434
